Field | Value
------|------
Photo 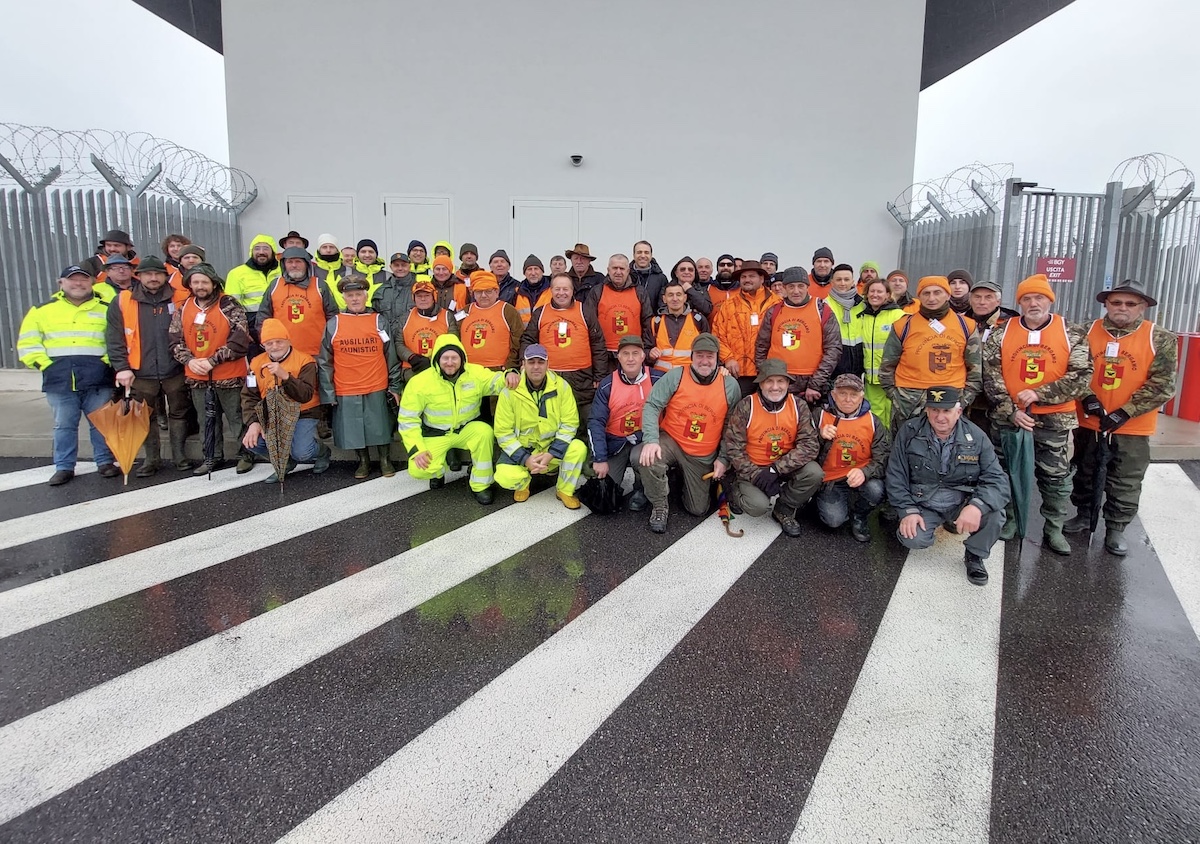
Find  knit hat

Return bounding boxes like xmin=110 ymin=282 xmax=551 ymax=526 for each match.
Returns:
xmin=812 ymin=247 xmax=834 ymax=263
xmin=946 ymin=268 xmax=974 ymax=287
xmin=489 ymin=249 xmax=511 ymax=266
xmin=183 ymin=263 xmax=223 ymax=288
xmin=917 ymin=276 xmax=951 ymax=295
xmin=860 ymin=260 xmax=881 ymax=275
xmin=779 ymin=266 xmax=809 ymax=285
xmin=460 ymin=243 xmax=479 ymax=259
xmin=691 ymin=333 xmax=720 ymax=354
xmin=432 ymin=255 xmax=454 ymax=272
xmin=886 ymin=269 xmax=909 ymax=282
xmin=412 ymin=279 xmax=436 ymax=295
xmin=356 ymin=238 xmax=379 ymax=254
xmin=316 ymin=233 xmax=338 ymax=250
xmin=179 ymin=245 xmax=206 ymax=260
xmin=760 ymin=252 xmax=779 ymax=264
xmin=407 ymin=239 xmax=427 ymax=253
xmin=260 ymin=318 xmax=290 ymax=342
xmin=716 ymin=253 xmax=735 ymax=265
xmin=523 ymin=254 xmax=544 ymax=272
xmin=134 ymin=255 xmax=168 ymax=274
xmin=1016 ymin=274 xmax=1055 ymax=303
xmin=833 ymin=373 xmax=865 ymax=392
xmin=469 ymin=270 xmax=499 ymax=291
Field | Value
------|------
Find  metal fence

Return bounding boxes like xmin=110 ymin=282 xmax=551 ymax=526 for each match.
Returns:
xmin=891 ymin=176 xmax=1200 ymax=334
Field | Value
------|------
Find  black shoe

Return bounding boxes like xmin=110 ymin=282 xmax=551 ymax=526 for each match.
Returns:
xmin=47 ymin=470 xmax=74 ymax=486
xmin=446 ymin=450 xmax=463 ymax=472
xmin=649 ymin=506 xmax=669 ymax=534
xmin=851 ymin=516 xmax=871 ymax=543
xmin=772 ymin=504 xmax=803 ymax=538
xmin=134 ymin=460 xmax=160 ymax=478
xmin=429 ymin=476 xmax=445 ymax=490
xmin=964 ymin=550 xmax=988 ymax=586
xmin=474 ymin=487 xmax=494 ymax=505
xmin=97 ymin=463 xmax=121 ymax=478
xmin=627 ymin=490 xmax=649 ymax=512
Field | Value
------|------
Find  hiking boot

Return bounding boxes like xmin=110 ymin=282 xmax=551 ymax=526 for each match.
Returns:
xmin=264 ymin=458 xmax=297 ymax=484
xmin=557 ymin=489 xmax=581 ymax=510
xmin=772 ymin=503 xmax=802 ymax=538
xmin=724 ymin=482 xmax=744 ymax=515
xmin=1104 ymin=527 xmax=1128 ymax=556
xmin=192 ymin=460 xmax=213 ymax=476
xmin=1043 ymin=528 xmax=1071 ymax=556
xmin=429 ymin=476 xmax=445 ymax=490
xmin=312 ymin=443 xmax=331 ymax=474
xmin=47 ymin=470 xmax=74 ymax=487
xmin=236 ymin=454 xmax=255 ymax=474
xmin=514 ymin=485 xmax=531 ymax=503
xmin=1063 ymin=514 xmax=1092 ymax=535
xmin=965 ymin=550 xmax=989 ymax=586
xmin=354 ymin=448 xmax=371 ymax=480
xmin=649 ymin=505 xmax=669 ymax=534
xmin=97 ymin=463 xmax=121 ymax=479
xmin=627 ymin=490 xmax=649 ymax=512
xmin=850 ymin=515 xmax=871 ymax=543
xmin=474 ymin=486 xmax=494 ymax=505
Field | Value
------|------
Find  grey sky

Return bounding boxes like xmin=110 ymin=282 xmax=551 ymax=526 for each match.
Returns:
xmin=4 ymin=0 xmax=1198 ymax=199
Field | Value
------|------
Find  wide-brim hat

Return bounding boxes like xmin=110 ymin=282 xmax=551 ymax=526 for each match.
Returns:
xmin=1096 ymin=280 xmax=1157 ymax=307
xmin=280 ymin=230 xmax=310 ymax=248
xmin=734 ymin=260 xmax=770 ymax=282
xmin=134 ymin=255 xmax=168 ymax=274
xmin=565 ymin=243 xmax=595 ymax=261
xmin=100 ymin=229 xmax=133 ymax=246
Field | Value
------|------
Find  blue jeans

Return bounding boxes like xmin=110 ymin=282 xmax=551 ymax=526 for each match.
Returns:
xmin=46 ymin=388 xmax=116 ymax=470
xmin=248 ymin=417 xmax=319 ymax=462
xmin=816 ymin=477 xmax=886 ymax=527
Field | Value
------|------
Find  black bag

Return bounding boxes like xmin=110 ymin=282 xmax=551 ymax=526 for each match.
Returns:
xmin=575 ymin=475 xmax=623 ymax=514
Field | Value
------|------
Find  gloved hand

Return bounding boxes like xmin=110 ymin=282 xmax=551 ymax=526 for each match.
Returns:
xmin=1080 ymin=394 xmax=1104 ymax=417
xmin=1099 ymin=408 xmax=1131 ymax=432
xmin=409 ymin=355 xmax=431 ymax=373
xmin=752 ymin=467 xmax=782 ymax=498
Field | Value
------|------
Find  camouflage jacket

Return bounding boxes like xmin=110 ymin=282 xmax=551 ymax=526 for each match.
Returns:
xmin=877 ymin=311 xmax=983 ymax=407
xmin=1092 ymin=316 xmax=1179 ymax=420
xmin=721 ymin=393 xmax=820 ymax=482
xmin=981 ymin=315 xmax=1092 ymax=431
xmin=168 ymin=293 xmax=251 ymax=389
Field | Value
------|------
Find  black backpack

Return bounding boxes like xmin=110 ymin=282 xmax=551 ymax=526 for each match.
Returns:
xmin=575 ymin=475 xmax=623 ymax=514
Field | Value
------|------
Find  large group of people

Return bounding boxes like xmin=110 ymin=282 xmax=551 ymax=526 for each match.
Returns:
xmin=17 ymin=228 xmax=1179 ymax=585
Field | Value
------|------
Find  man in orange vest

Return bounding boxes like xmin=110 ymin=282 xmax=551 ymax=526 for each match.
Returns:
xmin=588 ymin=336 xmax=663 ymax=511
xmin=754 ymin=266 xmax=842 ymax=402
xmin=878 ymin=275 xmax=981 ymax=435
xmin=1064 ymin=280 xmax=1178 ymax=556
xmin=513 ymin=256 xmax=552 ymax=327
xmin=105 ymin=255 xmax=194 ymax=477
xmin=583 ymin=254 xmax=653 ymax=374
xmin=400 ymin=279 xmax=459 ymax=379
xmin=461 ymin=271 xmax=522 ymax=372
xmin=813 ymin=374 xmax=891 ymax=542
xmin=639 ymin=332 xmax=742 ymax=533
xmin=257 ymin=246 xmax=338 ymax=357
xmin=712 ymin=259 xmax=781 ymax=397
xmin=648 ymin=278 xmax=710 ymax=373
xmin=721 ymin=358 xmax=823 ymax=537
xmin=521 ymin=272 xmax=608 ymax=426
xmin=240 ymin=318 xmax=330 ymax=483
xmin=982 ymin=274 xmax=1092 ymax=554
xmin=809 ymin=247 xmax=835 ymax=299
xmin=168 ymin=263 xmax=252 ymax=475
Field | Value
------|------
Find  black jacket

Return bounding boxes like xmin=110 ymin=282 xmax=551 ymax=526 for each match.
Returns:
xmin=885 ymin=416 xmax=1009 ymax=516
xmin=105 ymin=283 xmax=183 ymax=379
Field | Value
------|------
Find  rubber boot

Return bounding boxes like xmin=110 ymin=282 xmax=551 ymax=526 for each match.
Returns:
xmin=136 ymin=426 xmax=162 ymax=477
xmin=354 ymin=448 xmax=371 ymax=480
xmin=169 ymin=419 xmax=197 ymax=471
xmin=377 ymin=446 xmax=396 ymax=478
xmin=1040 ymin=481 xmax=1072 ymax=556
xmin=999 ymin=504 xmax=1017 ymax=541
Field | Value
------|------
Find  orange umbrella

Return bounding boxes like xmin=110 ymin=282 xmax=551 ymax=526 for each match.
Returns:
xmin=87 ymin=389 xmax=151 ymax=485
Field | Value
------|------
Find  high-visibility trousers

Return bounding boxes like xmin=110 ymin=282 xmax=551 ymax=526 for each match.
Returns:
xmin=494 ymin=438 xmax=588 ymax=495
xmin=407 ymin=420 xmax=495 ymax=492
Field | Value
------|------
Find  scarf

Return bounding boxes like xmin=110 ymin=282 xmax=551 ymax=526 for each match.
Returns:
xmin=829 ymin=288 xmax=859 ymax=323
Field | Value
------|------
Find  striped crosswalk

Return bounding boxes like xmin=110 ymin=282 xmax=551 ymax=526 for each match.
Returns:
xmin=0 ymin=457 xmax=1197 ymax=842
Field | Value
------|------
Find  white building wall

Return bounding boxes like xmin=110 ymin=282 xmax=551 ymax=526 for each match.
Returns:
xmin=224 ymin=0 xmax=926 ymax=271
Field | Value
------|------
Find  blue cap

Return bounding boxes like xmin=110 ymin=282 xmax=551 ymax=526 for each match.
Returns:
xmin=104 ymin=255 xmax=133 ymax=266
xmin=60 ymin=265 xmax=92 ymax=278
xmin=524 ymin=344 xmax=549 ymax=360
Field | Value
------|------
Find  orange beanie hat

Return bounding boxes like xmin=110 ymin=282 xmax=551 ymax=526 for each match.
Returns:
xmin=432 ymin=255 xmax=454 ymax=272
xmin=469 ymin=270 xmax=499 ymax=291
xmin=259 ymin=318 xmax=290 ymax=342
xmin=917 ymin=276 xmax=951 ymax=295
xmin=1016 ymin=274 xmax=1055 ymax=302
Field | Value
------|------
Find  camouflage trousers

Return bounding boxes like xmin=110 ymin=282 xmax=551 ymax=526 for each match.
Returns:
xmin=887 ymin=387 xmax=932 ymax=436
xmin=990 ymin=424 xmax=1073 ymax=531
xmin=1069 ymin=429 xmax=1151 ymax=530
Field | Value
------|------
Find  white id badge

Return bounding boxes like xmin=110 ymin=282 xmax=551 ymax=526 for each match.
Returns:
xmin=558 ymin=321 xmax=569 ymax=337
xmin=781 ymin=332 xmax=794 ymax=346
xmin=929 ymin=319 xmax=946 ymax=334
xmin=246 ymin=373 xmax=257 ymax=388
xmin=1106 ymin=341 xmax=1120 ymax=358
xmin=750 ymin=313 xmax=759 ymax=326
xmin=455 ymin=310 xmax=468 ymax=321
xmin=193 ymin=311 xmax=206 ymax=325
xmin=1027 ymin=330 xmax=1041 ymax=345
xmin=168 ymin=303 xmax=176 ymax=315
xmin=379 ymin=330 xmax=390 ymax=342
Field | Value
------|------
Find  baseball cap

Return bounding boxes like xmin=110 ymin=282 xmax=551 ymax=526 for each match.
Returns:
xmin=524 ymin=344 xmax=549 ymax=360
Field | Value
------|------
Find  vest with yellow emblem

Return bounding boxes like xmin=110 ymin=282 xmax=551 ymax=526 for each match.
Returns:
xmin=660 ymin=367 xmax=730 ymax=457
xmin=767 ymin=299 xmax=826 ymax=376
xmin=998 ymin=314 xmax=1074 ymax=414
xmin=1077 ymin=319 xmax=1159 ymax=435
xmin=182 ymin=298 xmax=248 ymax=380
xmin=893 ymin=312 xmax=972 ymax=389
xmin=269 ymin=278 xmax=326 ymax=356
xmin=818 ymin=409 xmax=876 ymax=482
xmin=596 ymin=285 xmax=642 ymax=352
xmin=462 ymin=300 xmax=512 ymax=369
xmin=604 ymin=369 xmax=653 ymax=438
xmin=537 ymin=303 xmax=592 ymax=371
xmin=401 ymin=308 xmax=452 ymax=368
xmin=745 ymin=393 xmax=800 ymax=466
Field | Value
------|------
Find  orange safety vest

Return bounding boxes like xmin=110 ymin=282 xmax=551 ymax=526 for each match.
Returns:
xmin=1077 ymin=319 xmax=1159 ymax=436
xmin=999 ymin=314 xmax=1074 ymax=414
xmin=537 ymin=303 xmax=593 ymax=371
xmin=808 ymin=274 xmax=831 ymax=300
xmin=182 ymin=297 xmax=248 ymax=381
xmin=514 ymin=287 xmax=552 ymax=326
xmin=461 ymin=301 xmax=512 ymax=369
xmin=660 ymin=367 xmax=730 ymax=457
xmin=767 ymin=299 xmax=826 ymax=376
xmin=653 ymin=313 xmax=701 ymax=372
xmin=892 ymin=312 xmax=972 ymax=390
xmin=248 ymin=349 xmax=320 ymax=411
xmin=745 ymin=393 xmax=800 ymax=466
xmin=118 ymin=290 xmax=143 ymax=371
xmin=707 ymin=286 xmax=736 ymax=310
xmin=818 ymin=409 xmax=876 ymax=482
xmin=402 ymin=308 xmax=452 ymax=367
xmin=596 ymin=285 xmax=642 ymax=352
xmin=167 ymin=268 xmax=189 ymax=307
xmin=437 ymin=281 xmax=469 ymax=313
xmin=604 ymin=368 xmax=653 ymax=438
xmin=329 ymin=312 xmax=388 ymax=396
xmin=270 ymin=278 xmax=326 ymax=356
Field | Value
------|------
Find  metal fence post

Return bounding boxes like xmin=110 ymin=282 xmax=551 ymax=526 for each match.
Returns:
xmin=995 ymin=177 xmax=1024 ymax=305
xmin=1093 ymin=181 xmax=1123 ymax=311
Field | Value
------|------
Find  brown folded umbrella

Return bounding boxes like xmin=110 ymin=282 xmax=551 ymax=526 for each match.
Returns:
xmin=257 ymin=387 xmax=301 ymax=491
xmin=87 ymin=388 xmax=151 ymax=485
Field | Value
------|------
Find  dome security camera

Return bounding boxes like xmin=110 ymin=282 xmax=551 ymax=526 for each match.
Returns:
xmin=570 ymin=154 xmax=583 ymax=167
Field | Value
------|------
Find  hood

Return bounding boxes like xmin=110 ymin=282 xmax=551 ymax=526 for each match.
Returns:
xmin=432 ymin=240 xmax=455 ymax=264
xmin=247 ymin=234 xmax=280 ymax=258
xmin=431 ymin=333 xmax=468 ymax=377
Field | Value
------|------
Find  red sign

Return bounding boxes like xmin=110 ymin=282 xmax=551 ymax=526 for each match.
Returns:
xmin=1035 ymin=256 xmax=1077 ymax=283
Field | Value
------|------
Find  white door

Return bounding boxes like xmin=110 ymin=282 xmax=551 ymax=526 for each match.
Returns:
xmin=383 ymin=195 xmax=452 ymax=259
xmin=578 ymin=201 xmax=644 ymax=264
xmin=512 ymin=200 xmax=577 ymax=267
xmin=286 ymin=195 xmax=355 ymax=249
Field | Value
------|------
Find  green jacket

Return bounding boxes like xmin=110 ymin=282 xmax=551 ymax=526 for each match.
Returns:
xmin=885 ymin=415 xmax=1010 ymax=516
xmin=495 ymin=370 xmax=580 ymax=466
xmin=397 ymin=334 xmax=505 ymax=456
